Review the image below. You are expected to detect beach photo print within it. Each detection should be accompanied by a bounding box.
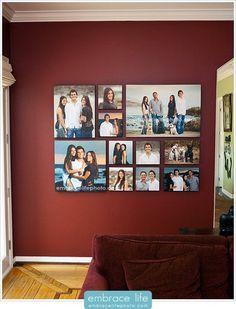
[126,84,201,137]
[55,140,106,192]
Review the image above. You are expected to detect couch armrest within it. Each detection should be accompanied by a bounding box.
[78,259,109,299]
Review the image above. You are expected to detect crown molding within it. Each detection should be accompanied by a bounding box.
[2,3,15,22]
[3,4,234,22]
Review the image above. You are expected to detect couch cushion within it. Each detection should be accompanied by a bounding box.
[122,252,201,299]
[94,235,229,298]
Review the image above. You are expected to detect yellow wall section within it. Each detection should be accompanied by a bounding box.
[217,74,234,195]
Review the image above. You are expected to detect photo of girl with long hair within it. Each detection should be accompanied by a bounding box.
[141,96,150,135]
[109,141,133,165]
[80,95,94,138]
[98,85,122,110]
[108,167,133,191]
[55,96,67,137]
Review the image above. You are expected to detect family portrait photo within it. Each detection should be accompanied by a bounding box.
[109,140,133,165]
[126,84,201,137]
[164,139,200,164]
[54,85,95,139]
[98,113,123,137]
[135,167,160,191]
[136,141,160,164]
[55,140,106,192]
[108,167,133,191]
[164,167,200,192]
[98,85,123,110]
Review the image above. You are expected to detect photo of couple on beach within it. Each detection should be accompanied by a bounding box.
[55,140,106,192]
[126,84,201,137]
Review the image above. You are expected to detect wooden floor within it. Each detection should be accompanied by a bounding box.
[3,263,89,299]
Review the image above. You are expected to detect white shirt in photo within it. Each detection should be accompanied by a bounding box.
[176,97,186,115]
[70,160,85,190]
[100,121,114,136]
[148,179,160,191]
[138,152,159,164]
[172,176,183,191]
[65,101,82,128]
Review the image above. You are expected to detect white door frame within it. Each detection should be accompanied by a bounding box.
[215,96,224,189]
[1,56,16,278]
[214,59,234,226]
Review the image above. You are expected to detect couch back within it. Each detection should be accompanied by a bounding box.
[93,234,232,299]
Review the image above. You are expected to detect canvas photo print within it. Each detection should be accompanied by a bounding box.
[135,167,160,191]
[98,112,123,137]
[136,141,160,164]
[109,140,133,165]
[164,140,200,164]
[126,85,201,137]
[108,167,133,191]
[164,167,200,192]
[98,85,122,110]
[55,140,106,192]
[54,85,95,139]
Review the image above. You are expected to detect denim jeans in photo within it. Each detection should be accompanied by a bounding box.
[151,114,164,134]
[176,114,185,134]
[67,127,82,138]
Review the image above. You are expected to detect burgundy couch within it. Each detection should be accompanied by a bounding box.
[79,234,234,299]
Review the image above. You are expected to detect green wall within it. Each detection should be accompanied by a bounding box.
[217,74,234,196]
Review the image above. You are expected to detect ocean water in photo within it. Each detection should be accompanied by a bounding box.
[55,164,106,188]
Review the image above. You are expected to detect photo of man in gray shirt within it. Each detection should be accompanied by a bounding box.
[149,92,165,134]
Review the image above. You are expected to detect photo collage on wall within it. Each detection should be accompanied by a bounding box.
[54,84,201,192]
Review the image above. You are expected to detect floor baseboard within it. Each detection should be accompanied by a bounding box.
[222,188,234,199]
[14,256,92,263]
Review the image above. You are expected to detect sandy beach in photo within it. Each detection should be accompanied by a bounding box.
[126,130,200,137]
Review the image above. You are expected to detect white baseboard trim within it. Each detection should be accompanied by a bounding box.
[222,188,234,199]
[2,265,13,279]
[14,256,92,264]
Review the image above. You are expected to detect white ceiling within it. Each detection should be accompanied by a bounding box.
[2,1,234,22]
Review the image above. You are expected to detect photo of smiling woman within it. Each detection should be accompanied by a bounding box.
[55,96,67,137]
[109,167,133,191]
[62,144,76,191]
[98,85,122,110]
[80,95,94,138]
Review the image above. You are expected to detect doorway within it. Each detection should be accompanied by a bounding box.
[214,59,234,228]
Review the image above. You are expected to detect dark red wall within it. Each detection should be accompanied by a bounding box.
[10,21,233,257]
[2,17,11,58]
